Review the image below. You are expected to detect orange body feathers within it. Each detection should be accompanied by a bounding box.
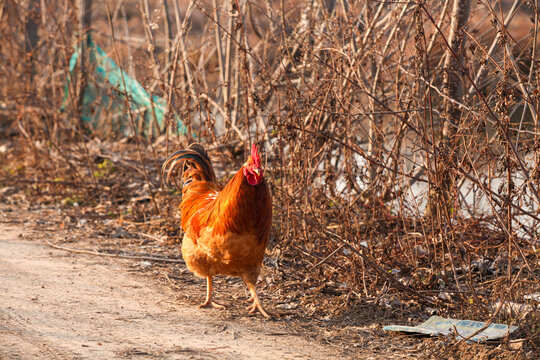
[162,143,272,317]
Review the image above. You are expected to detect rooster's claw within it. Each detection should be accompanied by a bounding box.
[199,300,226,309]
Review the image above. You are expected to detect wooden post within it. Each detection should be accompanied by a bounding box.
[24,0,39,82]
[77,0,93,117]
[431,0,471,218]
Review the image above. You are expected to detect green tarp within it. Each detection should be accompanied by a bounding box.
[62,37,184,138]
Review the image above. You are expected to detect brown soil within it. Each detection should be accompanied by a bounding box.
[0,222,349,359]
[0,203,530,359]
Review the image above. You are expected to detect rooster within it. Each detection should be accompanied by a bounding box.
[162,143,272,317]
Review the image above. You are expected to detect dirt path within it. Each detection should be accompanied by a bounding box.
[0,223,345,359]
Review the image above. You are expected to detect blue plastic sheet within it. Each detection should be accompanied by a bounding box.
[62,37,184,138]
[383,316,518,342]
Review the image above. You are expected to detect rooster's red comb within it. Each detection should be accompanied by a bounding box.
[251,143,261,167]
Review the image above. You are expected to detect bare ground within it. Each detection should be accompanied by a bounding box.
[0,201,529,360]
[0,222,354,359]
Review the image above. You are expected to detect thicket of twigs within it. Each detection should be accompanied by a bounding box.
[1,0,539,343]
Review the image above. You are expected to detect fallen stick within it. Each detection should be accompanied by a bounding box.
[44,239,184,263]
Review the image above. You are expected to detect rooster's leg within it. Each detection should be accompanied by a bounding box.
[199,276,226,309]
[245,282,270,318]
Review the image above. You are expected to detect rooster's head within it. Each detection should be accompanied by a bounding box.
[243,143,263,186]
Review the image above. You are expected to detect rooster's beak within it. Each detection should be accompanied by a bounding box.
[253,168,260,176]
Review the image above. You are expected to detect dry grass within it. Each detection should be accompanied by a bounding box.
[1,0,539,356]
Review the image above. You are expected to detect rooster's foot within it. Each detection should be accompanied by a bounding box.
[199,300,226,309]
[246,299,270,318]
[199,276,225,309]
[244,281,272,318]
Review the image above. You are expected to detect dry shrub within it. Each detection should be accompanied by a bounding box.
[1,0,539,345]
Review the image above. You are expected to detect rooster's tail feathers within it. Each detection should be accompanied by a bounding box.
[161,143,216,187]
